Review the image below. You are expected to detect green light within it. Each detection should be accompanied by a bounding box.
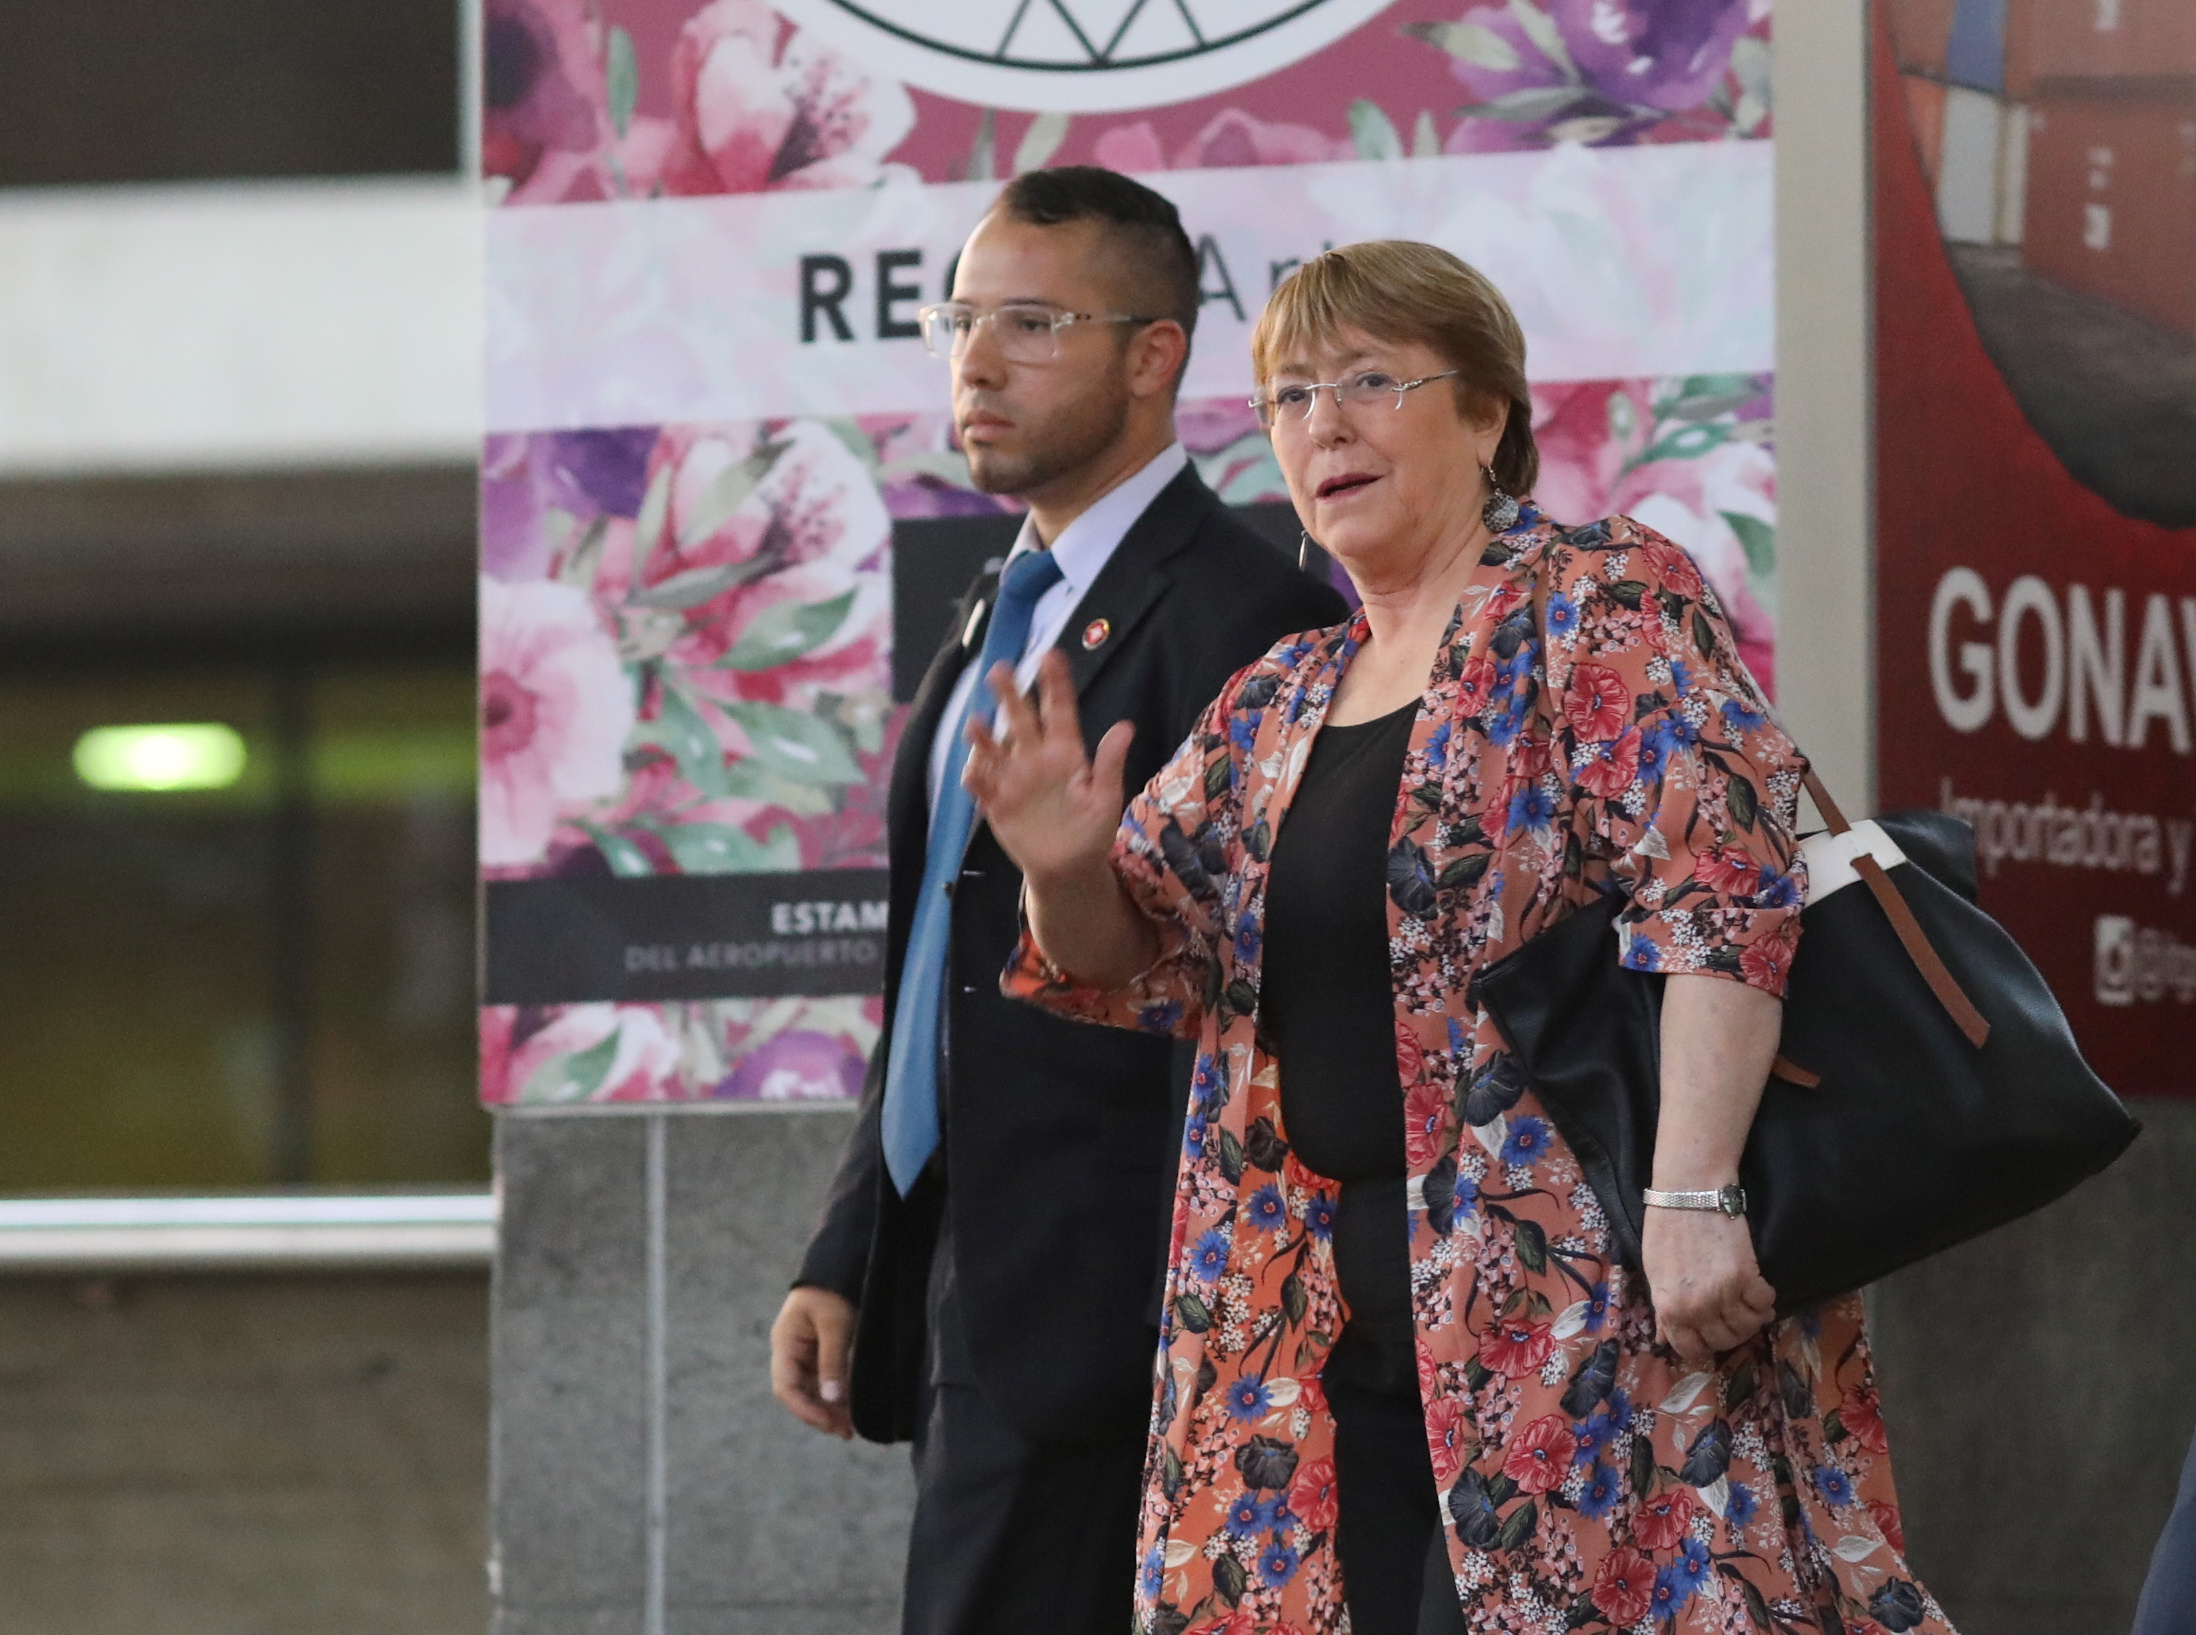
[73,724,248,792]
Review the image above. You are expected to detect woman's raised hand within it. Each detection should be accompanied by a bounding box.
[962,649,1135,891]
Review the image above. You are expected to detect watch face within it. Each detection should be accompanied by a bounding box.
[770,0,1395,114]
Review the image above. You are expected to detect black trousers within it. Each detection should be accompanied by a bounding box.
[902,1216,1148,1635]
[1325,1323,1470,1635]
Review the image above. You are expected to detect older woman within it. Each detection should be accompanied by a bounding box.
[963,242,1951,1635]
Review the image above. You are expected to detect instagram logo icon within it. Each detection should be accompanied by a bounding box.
[2094,917,2136,1007]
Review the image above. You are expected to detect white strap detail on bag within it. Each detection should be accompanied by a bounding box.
[1799,820,1910,906]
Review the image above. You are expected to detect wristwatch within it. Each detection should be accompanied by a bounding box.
[1643,1184,1748,1218]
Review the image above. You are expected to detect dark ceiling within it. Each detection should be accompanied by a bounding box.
[0,0,459,188]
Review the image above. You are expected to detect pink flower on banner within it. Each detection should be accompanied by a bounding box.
[1093,108,1347,173]
[479,576,635,866]
[481,0,603,198]
[659,0,915,195]
[620,419,891,706]
[484,1003,681,1103]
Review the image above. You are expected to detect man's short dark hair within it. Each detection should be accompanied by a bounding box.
[995,166,1201,349]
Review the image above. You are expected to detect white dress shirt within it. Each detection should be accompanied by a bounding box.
[925,441,1190,826]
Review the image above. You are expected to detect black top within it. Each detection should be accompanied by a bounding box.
[1259,699,1417,1348]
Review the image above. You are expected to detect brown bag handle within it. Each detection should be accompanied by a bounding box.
[1803,772,1990,1050]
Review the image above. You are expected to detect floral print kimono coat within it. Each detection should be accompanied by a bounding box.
[1005,512,1954,1635]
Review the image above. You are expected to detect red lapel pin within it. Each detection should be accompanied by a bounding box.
[1081,618,1110,650]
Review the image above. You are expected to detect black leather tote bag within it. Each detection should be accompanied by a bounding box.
[1470,776,2141,1316]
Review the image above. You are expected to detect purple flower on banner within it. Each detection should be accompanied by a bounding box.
[539,427,658,519]
[1554,0,1754,112]
[1419,0,1761,148]
[716,1028,865,1101]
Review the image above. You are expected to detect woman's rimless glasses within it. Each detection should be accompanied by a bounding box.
[917,301,1161,364]
[1250,368,1462,431]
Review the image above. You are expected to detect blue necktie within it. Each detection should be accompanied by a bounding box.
[881,548,1066,1195]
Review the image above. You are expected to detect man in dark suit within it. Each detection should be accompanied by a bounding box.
[768,167,1344,1635]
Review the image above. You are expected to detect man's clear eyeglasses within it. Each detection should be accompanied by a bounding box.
[1250,369,1462,431]
[918,301,1158,364]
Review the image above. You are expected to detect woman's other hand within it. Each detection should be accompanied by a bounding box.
[963,649,1132,891]
[964,649,1158,988]
[1642,1208,1778,1364]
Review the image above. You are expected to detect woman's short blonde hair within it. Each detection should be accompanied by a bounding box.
[1251,240,1539,496]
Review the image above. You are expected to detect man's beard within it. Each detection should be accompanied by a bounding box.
[963,388,1131,498]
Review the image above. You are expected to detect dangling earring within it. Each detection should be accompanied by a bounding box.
[1298,531,1314,572]
[1481,465,1520,534]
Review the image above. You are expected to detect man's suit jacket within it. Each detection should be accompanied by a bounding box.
[796,465,1346,1446]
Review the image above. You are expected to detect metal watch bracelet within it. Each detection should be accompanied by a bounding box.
[1642,1183,1748,1218]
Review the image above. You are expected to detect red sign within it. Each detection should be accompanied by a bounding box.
[1873,6,2196,1097]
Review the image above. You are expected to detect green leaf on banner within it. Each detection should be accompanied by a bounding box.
[1405,20,1520,71]
[1677,372,1757,400]
[1412,108,1441,158]
[607,26,638,138]
[718,590,857,671]
[1507,0,1577,77]
[721,701,865,785]
[523,1027,622,1104]
[878,448,980,489]
[556,515,610,591]
[641,682,733,798]
[966,108,997,182]
[1454,87,1592,123]
[1349,100,1404,160]
[821,418,880,474]
[1667,375,1760,421]
[632,559,774,612]
[1013,110,1070,174]
[660,821,800,874]
[677,438,788,553]
[1633,422,1729,469]
[581,822,655,877]
[1730,35,1773,111]
[1719,510,1777,580]
[1545,114,1628,146]
[629,462,674,586]
[720,756,834,815]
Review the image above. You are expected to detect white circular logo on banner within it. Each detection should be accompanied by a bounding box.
[770,0,1394,113]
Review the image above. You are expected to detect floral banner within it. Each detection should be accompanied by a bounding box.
[479,0,1778,1106]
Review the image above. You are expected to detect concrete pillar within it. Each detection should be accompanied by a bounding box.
[490,1110,907,1635]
